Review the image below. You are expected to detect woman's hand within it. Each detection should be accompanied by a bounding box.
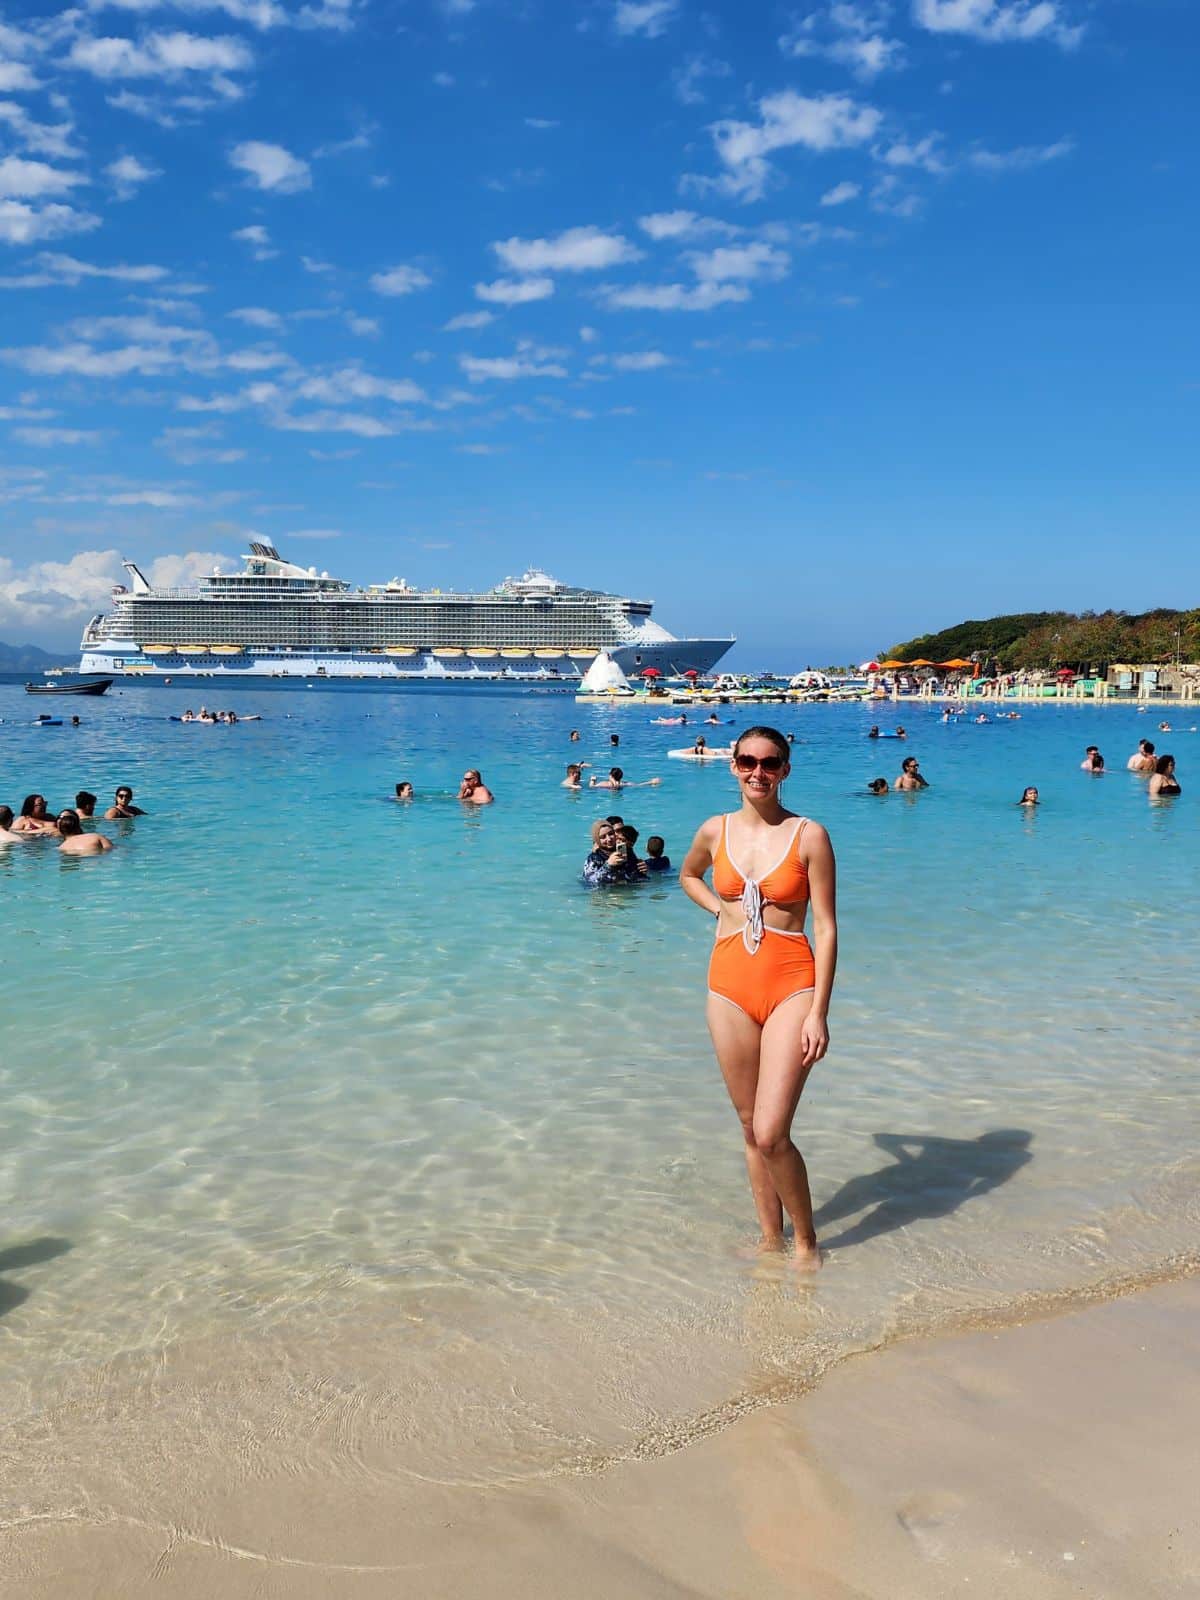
[799,1010,829,1067]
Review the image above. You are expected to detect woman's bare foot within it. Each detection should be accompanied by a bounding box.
[793,1238,822,1271]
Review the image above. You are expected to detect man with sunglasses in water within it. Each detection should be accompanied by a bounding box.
[458,770,494,805]
[680,726,838,1270]
[105,786,146,819]
[895,757,928,791]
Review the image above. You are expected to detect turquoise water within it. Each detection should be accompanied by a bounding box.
[2,683,1198,1503]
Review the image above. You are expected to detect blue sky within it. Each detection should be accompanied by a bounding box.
[0,0,1195,664]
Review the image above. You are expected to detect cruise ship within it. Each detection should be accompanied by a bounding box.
[78,544,735,683]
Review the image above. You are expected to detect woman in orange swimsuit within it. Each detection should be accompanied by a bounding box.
[680,726,837,1266]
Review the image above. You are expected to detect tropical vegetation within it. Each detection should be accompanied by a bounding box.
[885,608,1200,672]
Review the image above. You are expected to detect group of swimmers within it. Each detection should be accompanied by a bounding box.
[583,817,671,885]
[393,770,494,805]
[0,785,145,856]
[178,707,260,724]
[1083,740,1182,795]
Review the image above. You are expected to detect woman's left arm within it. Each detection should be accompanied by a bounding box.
[801,823,838,1066]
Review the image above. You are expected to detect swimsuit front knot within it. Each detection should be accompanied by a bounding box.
[740,878,765,954]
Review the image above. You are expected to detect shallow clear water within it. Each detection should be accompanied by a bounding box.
[1,683,1197,1500]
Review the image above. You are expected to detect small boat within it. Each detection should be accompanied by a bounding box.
[432,647,465,658]
[25,676,113,696]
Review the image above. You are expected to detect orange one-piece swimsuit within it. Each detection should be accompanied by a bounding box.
[708,814,816,1026]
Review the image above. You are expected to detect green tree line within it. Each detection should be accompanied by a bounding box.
[886,608,1200,672]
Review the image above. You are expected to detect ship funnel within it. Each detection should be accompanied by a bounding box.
[122,560,151,595]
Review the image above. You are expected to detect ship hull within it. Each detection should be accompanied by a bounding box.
[78,637,733,683]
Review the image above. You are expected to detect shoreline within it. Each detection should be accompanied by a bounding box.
[5,1262,1197,1597]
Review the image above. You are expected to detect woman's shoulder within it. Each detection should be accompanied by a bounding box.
[796,815,831,850]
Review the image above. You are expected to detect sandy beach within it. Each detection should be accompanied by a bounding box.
[5,1271,1195,1599]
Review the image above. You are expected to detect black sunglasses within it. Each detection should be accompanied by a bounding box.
[733,753,785,774]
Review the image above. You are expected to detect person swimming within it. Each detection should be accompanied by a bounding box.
[680,726,837,1269]
[57,810,112,855]
[394,781,414,801]
[1148,754,1180,796]
[868,778,889,794]
[1081,747,1104,773]
[582,818,641,886]
[895,757,928,790]
[459,770,494,805]
[1018,787,1039,806]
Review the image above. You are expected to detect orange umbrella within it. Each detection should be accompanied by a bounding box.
[938,658,973,669]
[907,658,934,667]
[878,659,907,669]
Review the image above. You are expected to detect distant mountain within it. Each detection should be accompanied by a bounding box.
[0,639,77,672]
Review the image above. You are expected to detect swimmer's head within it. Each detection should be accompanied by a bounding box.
[0,806,12,829]
[868,778,889,794]
[57,810,82,836]
[646,835,665,857]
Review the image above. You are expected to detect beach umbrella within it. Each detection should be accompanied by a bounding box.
[938,658,973,670]
[682,667,701,678]
[640,666,663,678]
[879,659,908,670]
[858,660,879,672]
[907,658,934,668]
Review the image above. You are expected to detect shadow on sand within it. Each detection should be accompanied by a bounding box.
[815,1130,1033,1253]
[0,1237,73,1319]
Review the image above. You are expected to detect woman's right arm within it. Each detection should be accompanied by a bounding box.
[679,818,722,918]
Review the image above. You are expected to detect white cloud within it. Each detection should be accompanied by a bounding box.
[474,276,554,305]
[295,367,426,406]
[0,62,40,93]
[613,0,678,38]
[704,91,883,202]
[913,0,1082,47]
[12,426,103,446]
[638,209,739,241]
[108,488,201,506]
[607,350,672,371]
[229,305,283,329]
[0,200,99,246]
[232,222,276,258]
[579,325,598,342]
[0,548,127,631]
[229,140,311,192]
[0,103,81,161]
[105,153,162,197]
[966,137,1073,170]
[782,5,906,81]
[600,281,750,312]
[345,313,379,337]
[0,156,86,199]
[68,30,254,79]
[155,423,245,464]
[880,134,948,173]
[672,53,732,105]
[271,409,402,437]
[492,226,640,274]
[524,116,559,129]
[460,341,568,382]
[0,251,169,288]
[369,262,433,295]
[869,174,922,215]
[686,242,790,283]
[820,180,861,205]
[443,309,494,330]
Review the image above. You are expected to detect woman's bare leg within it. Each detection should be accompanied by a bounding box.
[706,996,784,1244]
[753,992,819,1266]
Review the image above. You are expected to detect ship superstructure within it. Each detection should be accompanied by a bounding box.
[79,544,734,681]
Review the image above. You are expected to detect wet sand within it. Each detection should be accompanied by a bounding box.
[5,1273,1196,1599]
